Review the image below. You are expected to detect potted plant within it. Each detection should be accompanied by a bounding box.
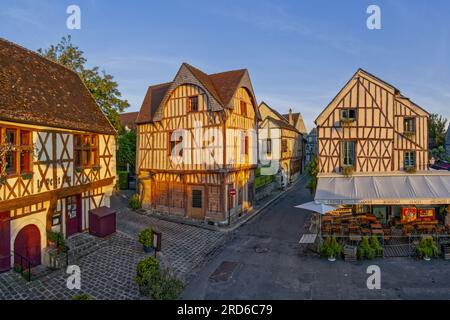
[405,166,416,174]
[320,236,343,261]
[139,228,153,253]
[357,236,375,260]
[21,172,33,180]
[47,231,59,248]
[129,194,142,210]
[416,236,438,261]
[342,166,354,178]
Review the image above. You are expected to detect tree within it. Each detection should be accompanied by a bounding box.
[429,113,448,149]
[37,36,129,131]
[306,155,319,195]
[117,130,137,173]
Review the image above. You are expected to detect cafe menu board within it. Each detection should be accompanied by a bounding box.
[418,208,435,219]
[401,207,417,223]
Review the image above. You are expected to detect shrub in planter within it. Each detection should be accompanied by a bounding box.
[135,256,183,300]
[357,236,376,260]
[47,231,65,249]
[138,228,153,252]
[342,166,354,177]
[416,236,438,260]
[319,236,343,261]
[129,194,142,210]
[72,294,94,300]
[370,235,384,257]
[405,166,416,174]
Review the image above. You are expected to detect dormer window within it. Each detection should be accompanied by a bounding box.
[240,101,247,117]
[340,108,357,123]
[187,95,199,112]
[404,117,416,135]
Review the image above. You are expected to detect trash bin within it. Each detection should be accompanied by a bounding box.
[89,206,116,238]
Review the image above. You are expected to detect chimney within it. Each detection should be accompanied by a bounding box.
[288,108,294,126]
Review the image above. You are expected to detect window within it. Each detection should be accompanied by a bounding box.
[188,95,199,112]
[404,151,415,168]
[341,141,356,167]
[1,128,33,176]
[240,101,247,117]
[341,108,357,121]
[74,134,99,168]
[192,190,202,208]
[266,138,272,155]
[168,131,183,157]
[281,139,288,153]
[404,117,416,134]
[240,135,249,156]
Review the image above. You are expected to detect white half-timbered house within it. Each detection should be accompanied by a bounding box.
[0,39,116,272]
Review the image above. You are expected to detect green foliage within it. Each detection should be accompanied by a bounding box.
[416,236,438,259]
[72,294,94,300]
[117,171,129,190]
[135,256,183,300]
[38,36,129,131]
[138,228,153,248]
[255,174,274,189]
[319,236,343,259]
[431,146,447,162]
[117,130,137,172]
[306,155,318,195]
[370,236,384,257]
[405,166,417,174]
[48,231,65,249]
[428,113,448,149]
[343,166,354,177]
[129,194,142,210]
[357,236,383,260]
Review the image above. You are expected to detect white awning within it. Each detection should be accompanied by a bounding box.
[315,174,450,205]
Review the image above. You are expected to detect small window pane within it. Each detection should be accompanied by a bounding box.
[192,190,202,208]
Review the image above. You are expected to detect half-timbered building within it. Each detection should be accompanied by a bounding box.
[315,69,450,226]
[258,102,303,186]
[0,39,116,272]
[136,63,260,225]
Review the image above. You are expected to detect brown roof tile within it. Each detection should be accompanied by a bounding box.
[0,38,116,134]
[135,82,171,124]
[119,111,139,130]
[137,64,254,124]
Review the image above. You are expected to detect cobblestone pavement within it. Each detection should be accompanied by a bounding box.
[116,208,228,281]
[0,232,149,300]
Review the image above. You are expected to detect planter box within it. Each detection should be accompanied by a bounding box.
[89,207,116,238]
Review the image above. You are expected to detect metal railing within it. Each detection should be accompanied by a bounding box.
[12,251,32,282]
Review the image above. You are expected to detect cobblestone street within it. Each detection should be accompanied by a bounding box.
[116,208,228,281]
[0,232,148,300]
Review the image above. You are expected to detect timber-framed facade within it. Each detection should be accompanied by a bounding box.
[136,63,260,225]
[316,68,429,175]
[0,38,116,272]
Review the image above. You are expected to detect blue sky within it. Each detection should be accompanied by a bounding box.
[1,0,449,131]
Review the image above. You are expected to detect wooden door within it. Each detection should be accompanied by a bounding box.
[14,224,41,268]
[188,186,205,220]
[0,212,10,272]
[66,195,82,238]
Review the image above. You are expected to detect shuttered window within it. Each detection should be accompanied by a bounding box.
[404,117,416,134]
[74,134,99,168]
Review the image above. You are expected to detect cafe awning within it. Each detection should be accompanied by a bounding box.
[315,173,450,205]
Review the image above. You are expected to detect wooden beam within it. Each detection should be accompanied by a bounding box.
[0,177,114,212]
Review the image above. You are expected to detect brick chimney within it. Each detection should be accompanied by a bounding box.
[288,108,294,126]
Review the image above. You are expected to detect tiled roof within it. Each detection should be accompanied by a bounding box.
[136,63,255,124]
[119,112,139,130]
[0,38,116,134]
